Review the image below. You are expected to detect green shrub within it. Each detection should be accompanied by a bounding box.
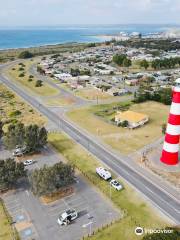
[9,110,22,117]
[35,80,43,87]
[18,67,24,71]
[18,51,33,59]
[18,73,25,78]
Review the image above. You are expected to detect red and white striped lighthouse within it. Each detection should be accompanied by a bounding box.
[161,78,180,165]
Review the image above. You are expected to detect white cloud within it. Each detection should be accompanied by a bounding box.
[0,0,180,26]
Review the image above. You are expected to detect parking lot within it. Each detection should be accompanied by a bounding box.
[3,174,120,240]
[1,145,120,240]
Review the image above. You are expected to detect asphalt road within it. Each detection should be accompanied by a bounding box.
[0,67,180,224]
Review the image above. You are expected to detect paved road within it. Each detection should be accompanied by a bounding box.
[0,67,180,224]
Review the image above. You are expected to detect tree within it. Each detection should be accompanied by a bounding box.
[25,125,47,153]
[140,60,149,70]
[0,121,3,139]
[159,88,172,105]
[113,54,127,66]
[121,120,129,127]
[18,51,33,59]
[3,122,25,149]
[35,80,43,87]
[0,158,26,190]
[70,68,80,77]
[37,65,45,75]
[142,227,180,240]
[3,122,47,153]
[162,123,167,135]
[123,58,132,68]
[30,162,75,196]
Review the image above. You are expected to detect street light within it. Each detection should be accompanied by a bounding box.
[82,221,93,236]
[109,183,112,199]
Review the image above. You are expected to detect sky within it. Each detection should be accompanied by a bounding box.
[0,0,180,26]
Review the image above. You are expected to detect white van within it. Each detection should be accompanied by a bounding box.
[96,167,111,180]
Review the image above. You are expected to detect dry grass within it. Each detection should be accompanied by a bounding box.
[76,88,114,100]
[67,101,169,154]
[40,186,74,204]
[0,202,15,240]
[45,96,75,106]
[0,83,46,126]
[4,60,59,97]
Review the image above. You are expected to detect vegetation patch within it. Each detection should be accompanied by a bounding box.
[4,60,59,97]
[0,200,19,240]
[0,83,46,126]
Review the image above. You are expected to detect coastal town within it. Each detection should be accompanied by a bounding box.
[0,19,180,240]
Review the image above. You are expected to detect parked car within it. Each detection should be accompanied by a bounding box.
[13,146,27,157]
[96,167,111,181]
[110,179,123,191]
[57,209,78,225]
[23,159,34,166]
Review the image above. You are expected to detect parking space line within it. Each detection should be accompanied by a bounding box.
[65,196,85,203]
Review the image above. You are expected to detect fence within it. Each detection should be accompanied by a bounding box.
[72,166,126,240]
[0,197,20,240]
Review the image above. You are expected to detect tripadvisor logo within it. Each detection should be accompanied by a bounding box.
[135,227,174,236]
[135,227,144,236]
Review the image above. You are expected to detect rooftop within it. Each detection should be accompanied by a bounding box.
[115,110,149,123]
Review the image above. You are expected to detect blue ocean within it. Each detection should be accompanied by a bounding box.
[0,24,179,50]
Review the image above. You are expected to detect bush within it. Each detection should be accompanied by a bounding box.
[18,51,33,59]
[9,110,21,117]
[18,67,24,71]
[28,78,33,82]
[19,73,25,77]
[29,75,34,79]
[35,80,43,87]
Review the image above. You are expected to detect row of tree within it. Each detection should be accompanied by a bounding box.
[115,39,180,51]
[151,57,180,70]
[134,88,172,105]
[3,122,47,153]
[70,68,91,77]
[0,157,74,196]
[113,54,132,67]
[30,162,75,196]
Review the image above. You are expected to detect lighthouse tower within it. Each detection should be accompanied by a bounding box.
[161,78,180,165]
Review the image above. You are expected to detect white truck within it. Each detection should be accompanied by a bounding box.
[57,209,78,226]
[96,167,111,180]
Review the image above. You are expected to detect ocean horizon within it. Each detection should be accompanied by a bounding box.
[0,24,180,50]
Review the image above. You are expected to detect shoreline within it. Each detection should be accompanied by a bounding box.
[0,36,104,52]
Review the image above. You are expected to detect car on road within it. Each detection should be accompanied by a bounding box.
[110,179,123,191]
[57,209,78,225]
[96,167,111,180]
[23,159,34,166]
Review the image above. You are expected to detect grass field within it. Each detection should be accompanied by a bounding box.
[5,60,59,97]
[0,83,46,127]
[48,133,167,240]
[45,96,75,106]
[67,101,169,154]
[0,201,18,240]
[76,88,114,100]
